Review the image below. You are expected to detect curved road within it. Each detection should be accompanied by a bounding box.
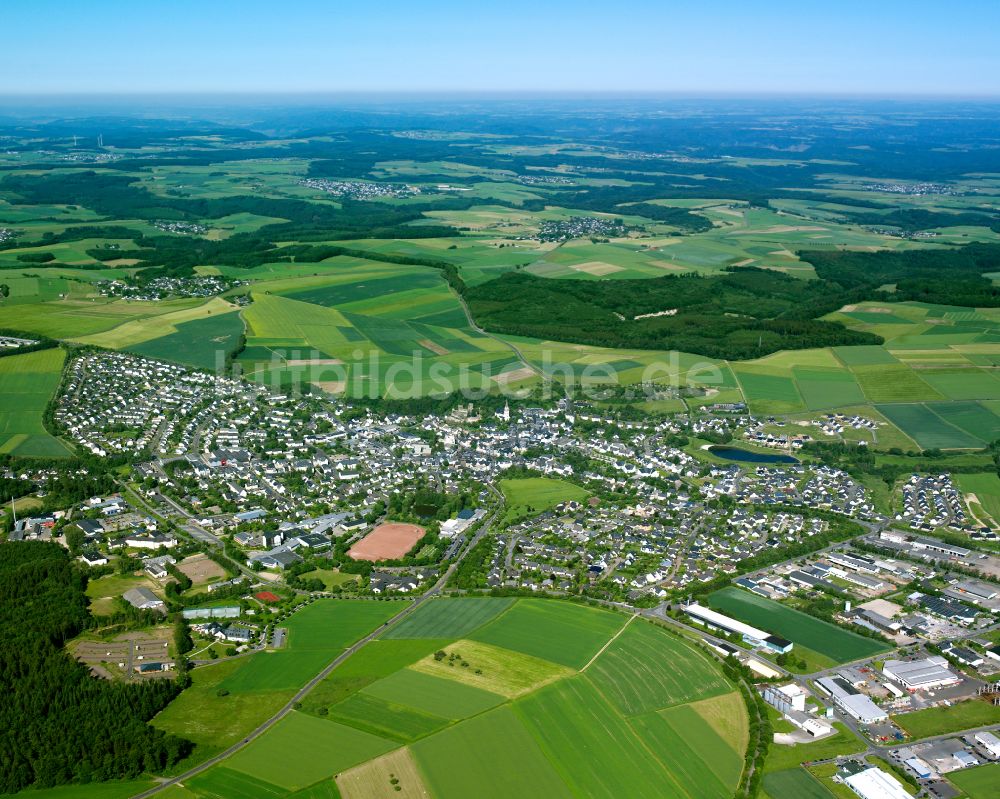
[131,509,498,798]
[452,288,542,379]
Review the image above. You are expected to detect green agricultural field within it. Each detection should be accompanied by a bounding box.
[708,587,890,663]
[853,364,944,403]
[301,639,451,715]
[732,367,805,413]
[894,699,1000,739]
[284,599,403,652]
[585,620,730,715]
[223,712,395,792]
[763,769,837,799]
[410,638,571,698]
[182,767,288,799]
[411,706,573,799]
[5,780,160,799]
[629,706,743,798]
[948,763,1000,799]
[327,690,449,742]
[499,477,590,523]
[470,599,625,669]
[793,367,866,410]
[0,347,72,457]
[380,596,514,639]
[362,668,504,719]
[875,403,989,449]
[153,657,296,764]
[126,310,245,369]
[515,677,690,799]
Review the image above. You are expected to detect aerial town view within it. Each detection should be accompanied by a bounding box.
[2,3,1000,799]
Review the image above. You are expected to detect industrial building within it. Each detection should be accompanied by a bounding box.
[843,766,913,799]
[816,676,888,724]
[683,602,793,653]
[974,731,1000,759]
[882,657,960,691]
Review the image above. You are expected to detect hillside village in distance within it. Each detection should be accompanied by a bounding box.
[6,348,1000,796]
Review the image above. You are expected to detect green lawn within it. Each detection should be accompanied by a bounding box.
[763,768,837,799]
[948,763,1000,799]
[708,587,889,663]
[499,477,590,523]
[763,724,865,773]
[470,598,625,669]
[894,699,1000,739]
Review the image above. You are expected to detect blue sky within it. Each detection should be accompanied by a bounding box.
[3,0,999,95]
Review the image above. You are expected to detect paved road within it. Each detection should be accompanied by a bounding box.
[131,506,499,798]
[452,287,542,379]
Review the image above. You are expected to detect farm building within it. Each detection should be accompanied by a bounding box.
[882,657,960,691]
[122,587,165,612]
[683,602,793,653]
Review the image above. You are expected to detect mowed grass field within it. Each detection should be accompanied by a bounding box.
[0,347,72,457]
[947,763,1000,799]
[894,698,1000,739]
[708,587,890,663]
[499,477,590,523]
[763,769,837,799]
[201,599,746,798]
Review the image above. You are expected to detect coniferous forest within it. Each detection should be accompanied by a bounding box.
[0,542,189,793]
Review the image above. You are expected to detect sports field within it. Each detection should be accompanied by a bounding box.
[348,522,425,561]
[708,587,890,663]
[198,598,746,798]
[0,347,72,457]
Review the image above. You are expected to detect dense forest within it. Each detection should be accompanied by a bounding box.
[0,542,189,793]
[465,267,880,359]
[465,242,1000,358]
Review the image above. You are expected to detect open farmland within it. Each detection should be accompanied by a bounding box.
[221,711,396,791]
[0,347,72,457]
[585,620,730,715]
[708,587,890,664]
[196,599,745,798]
[380,596,514,639]
[470,598,626,669]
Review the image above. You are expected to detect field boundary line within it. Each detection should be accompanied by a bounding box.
[580,613,636,673]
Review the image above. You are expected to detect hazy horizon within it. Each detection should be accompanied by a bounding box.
[3,0,999,96]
